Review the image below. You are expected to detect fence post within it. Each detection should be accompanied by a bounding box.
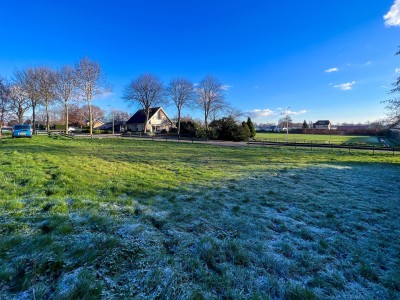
[192,137,194,144]
[393,147,395,155]
[373,145,375,155]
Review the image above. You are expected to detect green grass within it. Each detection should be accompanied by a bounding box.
[0,136,399,299]
[255,132,381,145]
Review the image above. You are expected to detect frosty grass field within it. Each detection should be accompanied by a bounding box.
[0,136,399,299]
[254,133,381,145]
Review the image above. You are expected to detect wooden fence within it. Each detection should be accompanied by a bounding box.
[33,131,400,154]
[247,140,400,154]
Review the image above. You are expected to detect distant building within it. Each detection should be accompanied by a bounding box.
[85,120,104,129]
[96,121,126,133]
[313,120,331,130]
[125,107,173,133]
[257,125,280,132]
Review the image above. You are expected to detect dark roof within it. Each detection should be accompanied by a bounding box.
[125,107,161,124]
[314,120,331,125]
[97,121,126,130]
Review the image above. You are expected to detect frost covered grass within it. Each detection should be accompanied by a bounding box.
[255,133,380,145]
[0,136,399,299]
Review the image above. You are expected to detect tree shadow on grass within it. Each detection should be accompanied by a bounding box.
[1,161,399,299]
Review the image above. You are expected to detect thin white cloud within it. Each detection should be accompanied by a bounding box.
[396,67,400,73]
[324,67,339,73]
[384,0,400,27]
[245,108,309,119]
[289,109,308,115]
[334,81,356,91]
[221,85,233,91]
[280,109,309,116]
[365,61,372,66]
[245,109,274,118]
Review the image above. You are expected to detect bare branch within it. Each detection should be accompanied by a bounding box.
[75,57,111,137]
[385,47,400,127]
[167,78,194,134]
[196,75,227,134]
[123,74,165,133]
[38,67,57,132]
[54,65,78,132]
[0,78,11,128]
[13,68,42,132]
[9,84,31,123]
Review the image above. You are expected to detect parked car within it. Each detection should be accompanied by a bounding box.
[68,126,79,132]
[12,124,33,138]
[1,127,12,134]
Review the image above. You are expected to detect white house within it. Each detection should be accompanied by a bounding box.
[313,120,331,130]
[125,107,173,133]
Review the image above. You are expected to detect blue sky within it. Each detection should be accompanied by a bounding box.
[0,0,399,124]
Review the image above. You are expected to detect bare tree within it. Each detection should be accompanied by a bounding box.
[109,110,129,122]
[383,47,400,128]
[38,67,56,132]
[278,115,292,129]
[54,65,77,133]
[123,74,165,133]
[196,75,226,135]
[0,79,10,120]
[75,57,111,137]
[81,105,105,125]
[167,78,194,135]
[226,107,243,122]
[68,104,86,127]
[9,84,31,124]
[14,68,42,133]
[0,78,11,136]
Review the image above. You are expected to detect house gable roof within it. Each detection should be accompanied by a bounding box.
[125,107,161,124]
[314,120,331,125]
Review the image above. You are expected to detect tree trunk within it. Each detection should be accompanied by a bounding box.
[65,102,69,134]
[32,104,36,134]
[204,111,208,136]
[46,99,50,132]
[144,107,150,133]
[18,105,23,123]
[89,101,93,138]
[177,110,181,135]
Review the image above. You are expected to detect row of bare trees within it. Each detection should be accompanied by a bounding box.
[123,74,228,134]
[0,57,111,137]
[2,58,231,137]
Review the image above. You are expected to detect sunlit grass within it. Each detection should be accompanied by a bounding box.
[0,136,399,299]
[255,132,380,145]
